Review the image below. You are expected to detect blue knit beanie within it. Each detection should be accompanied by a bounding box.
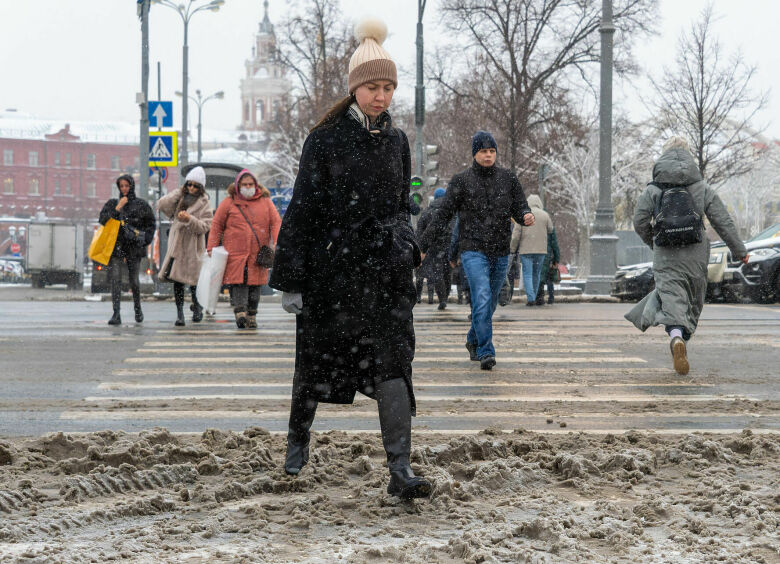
[472,130,497,156]
[433,187,446,199]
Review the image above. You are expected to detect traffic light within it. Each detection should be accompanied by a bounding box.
[424,144,439,188]
[410,175,424,206]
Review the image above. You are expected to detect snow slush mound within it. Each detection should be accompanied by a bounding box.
[0,427,778,563]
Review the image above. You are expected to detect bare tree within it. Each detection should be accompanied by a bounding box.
[649,2,768,188]
[263,0,356,179]
[541,119,654,274]
[431,0,657,173]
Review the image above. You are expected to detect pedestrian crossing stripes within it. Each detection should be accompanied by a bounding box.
[61,305,779,434]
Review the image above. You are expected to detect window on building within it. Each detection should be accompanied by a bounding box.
[65,153,71,167]
[86,181,96,198]
[65,179,71,194]
[29,178,40,196]
[256,100,265,123]
[3,178,13,194]
[29,151,39,166]
[54,152,60,166]
[111,156,120,170]
[54,180,60,194]
[3,150,12,166]
[87,154,96,169]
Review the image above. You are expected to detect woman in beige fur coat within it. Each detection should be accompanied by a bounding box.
[157,166,214,326]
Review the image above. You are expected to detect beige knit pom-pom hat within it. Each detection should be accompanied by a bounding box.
[348,17,397,94]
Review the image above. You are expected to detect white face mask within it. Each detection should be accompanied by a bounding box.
[240,187,255,199]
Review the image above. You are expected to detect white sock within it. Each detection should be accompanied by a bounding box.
[669,328,683,340]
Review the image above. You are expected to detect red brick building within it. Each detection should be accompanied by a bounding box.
[0,113,179,222]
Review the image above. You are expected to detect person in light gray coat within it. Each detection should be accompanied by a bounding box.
[625,137,748,375]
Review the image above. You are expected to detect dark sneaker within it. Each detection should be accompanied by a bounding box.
[670,337,689,375]
[465,342,478,361]
[480,356,496,370]
[525,302,535,307]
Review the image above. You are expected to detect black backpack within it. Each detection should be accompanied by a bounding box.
[650,182,703,247]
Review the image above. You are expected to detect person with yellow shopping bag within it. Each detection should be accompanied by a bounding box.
[98,175,155,325]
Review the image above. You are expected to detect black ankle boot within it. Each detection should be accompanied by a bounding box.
[132,291,143,323]
[190,286,203,322]
[377,379,431,499]
[109,281,122,325]
[174,283,185,326]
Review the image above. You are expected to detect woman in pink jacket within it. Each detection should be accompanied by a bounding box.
[207,169,281,328]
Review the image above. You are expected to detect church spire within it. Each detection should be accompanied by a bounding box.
[259,0,273,34]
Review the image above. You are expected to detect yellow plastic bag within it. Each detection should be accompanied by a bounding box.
[88,218,121,265]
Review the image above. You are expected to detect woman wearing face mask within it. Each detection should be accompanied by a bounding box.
[157,166,213,326]
[269,18,431,499]
[207,169,281,329]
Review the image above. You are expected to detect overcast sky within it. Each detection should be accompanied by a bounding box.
[1,0,778,138]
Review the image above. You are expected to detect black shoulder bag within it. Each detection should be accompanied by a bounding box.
[235,204,275,268]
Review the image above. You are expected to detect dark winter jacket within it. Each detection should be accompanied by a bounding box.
[420,160,532,258]
[98,182,156,260]
[269,111,420,411]
[541,228,561,283]
[416,198,454,280]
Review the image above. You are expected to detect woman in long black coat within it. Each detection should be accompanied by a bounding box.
[98,174,155,325]
[269,18,431,499]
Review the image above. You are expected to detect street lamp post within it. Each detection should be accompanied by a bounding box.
[176,89,224,162]
[152,0,224,168]
[584,0,618,295]
[414,0,427,177]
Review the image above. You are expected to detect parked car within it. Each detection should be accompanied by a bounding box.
[720,227,780,304]
[707,223,780,302]
[610,261,655,301]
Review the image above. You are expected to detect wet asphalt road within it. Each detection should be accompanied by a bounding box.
[0,288,778,436]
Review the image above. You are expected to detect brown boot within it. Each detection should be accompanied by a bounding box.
[247,313,257,329]
[670,337,689,375]
[235,311,248,329]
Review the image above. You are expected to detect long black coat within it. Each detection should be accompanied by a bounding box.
[98,188,156,260]
[269,112,421,413]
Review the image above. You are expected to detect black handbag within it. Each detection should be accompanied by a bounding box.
[121,221,146,247]
[236,204,275,268]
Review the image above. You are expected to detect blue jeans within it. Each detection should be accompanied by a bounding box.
[520,254,546,303]
[460,251,510,359]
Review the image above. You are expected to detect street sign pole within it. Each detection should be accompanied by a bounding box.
[138,0,150,200]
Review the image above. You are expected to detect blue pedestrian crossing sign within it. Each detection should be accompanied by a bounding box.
[148,101,173,128]
[149,131,178,167]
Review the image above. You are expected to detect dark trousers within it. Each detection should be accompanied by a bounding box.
[536,279,555,304]
[107,254,141,314]
[173,282,200,309]
[231,285,260,314]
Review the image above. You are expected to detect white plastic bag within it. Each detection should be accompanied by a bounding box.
[196,246,229,315]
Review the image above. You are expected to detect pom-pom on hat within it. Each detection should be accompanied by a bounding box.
[348,17,397,94]
[185,166,206,187]
[433,187,446,199]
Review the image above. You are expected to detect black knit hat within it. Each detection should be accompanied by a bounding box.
[472,130,497,156]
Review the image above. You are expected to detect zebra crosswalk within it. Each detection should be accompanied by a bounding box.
[61,304,779,434]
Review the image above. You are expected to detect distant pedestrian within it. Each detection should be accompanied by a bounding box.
[207,169,281,329]
[269,18,431,499]
[535,226,561,305]
[420,130,534,370]
[416,187,453,310]
[448,217,470,305]
[625,137,748,375]
[157,166,213,326]
[98,174,155,325]
[511,194,553,306]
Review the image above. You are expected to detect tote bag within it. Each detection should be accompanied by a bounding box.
[196,246,229,315]
[88,219,121,265]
